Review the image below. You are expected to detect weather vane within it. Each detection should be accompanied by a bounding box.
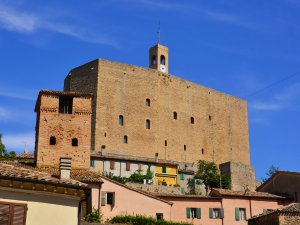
[157,21,160,44]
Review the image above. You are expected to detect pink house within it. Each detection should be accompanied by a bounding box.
[98,176,172,221]
[89,177,289,225]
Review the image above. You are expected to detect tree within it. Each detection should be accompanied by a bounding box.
[195,160,230,195]
[0,133,16,161]
[262,165,279,182]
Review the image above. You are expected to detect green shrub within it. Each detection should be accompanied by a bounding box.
[85,208,102,223]
[110,214,192,225]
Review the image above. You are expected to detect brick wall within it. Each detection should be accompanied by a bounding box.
[64,59,250,167]
[35,92,92,169]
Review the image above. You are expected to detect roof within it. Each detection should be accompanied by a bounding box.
[100,176,173,205]
[210,188,286,199]
[249,203,300,220]
[91,153,178,166]
[150,192,221,200]
[0,163,88,189]
[257,171,300,191]
[36,167,103,183]
[17,153,34,159]
[35,89,92,112]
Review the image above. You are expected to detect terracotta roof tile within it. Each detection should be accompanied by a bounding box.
[0,163,88,189]
[210,188,286,199]
[150,192,221,199]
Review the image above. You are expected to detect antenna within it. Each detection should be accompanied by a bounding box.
[157,21,160,44]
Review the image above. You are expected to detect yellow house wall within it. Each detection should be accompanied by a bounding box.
[156,165,177,174]
[155,176,177,186]
[0,188,79,225]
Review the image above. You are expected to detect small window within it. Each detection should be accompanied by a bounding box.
[106,192,115,205]
[191,117,195,124]
[173,112,177,120]
[165,140,167,146]
[124,135,128,144]
[146,119,150,129]
[156,213,163,220]
[104,132,107,137]
[202,148,204,154]
[0,202,27,225]
[72,138,78,147]
[235,208,246,221]
[59,96,73,114]
[181,187,185,194]
[184,145,187,151]
[90,159,95,167]
[152,55,157,65]
[209,208,223,219]
[119,115,124,126]
[50,136,56,145]
[162,166,166,173]
[186,208,201,219]
[160,55,166,65]
[110,161,115,170]
[209,115,212,121]
[146,98,151,107]
[126,162,131,171]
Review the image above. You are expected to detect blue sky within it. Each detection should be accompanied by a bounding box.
[0,0,300,180]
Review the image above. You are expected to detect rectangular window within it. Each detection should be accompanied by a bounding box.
[0,201,27,225]
[180,187,185,194]
[235,208,246,221]
[90,159,95,167]
[110,161,115,170]
[186,208,201,219]
[59,96,73,114]
[162,166,166,173]
[156,213,163,220]
[126,162,130,171]
[101,192,115,206]
[209,208,223,219]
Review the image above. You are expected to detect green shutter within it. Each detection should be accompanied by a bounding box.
[90,159,94,167]
[186,208,191,219]
[197,208,201,219]
[180,187,185,194]
[235,208,240,221]
[220,208,224,219]
[180,173,185,180]
[101,192,106,206]
[162,166,166,173]
[209,208,213,218]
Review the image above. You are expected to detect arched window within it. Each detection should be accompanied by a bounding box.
[202,148,204,154]
[165,140,167,147]
[119,115,124,126]
[50,136,56,145]
[151,55,157,65]
[160,55,165,65]
[146,119,150,129]
[124,135,128,144]
[146,98,151,107]
[191,117,195,124]
[173,112,177,120]
[184,145,187,151]
[72,138,78,147]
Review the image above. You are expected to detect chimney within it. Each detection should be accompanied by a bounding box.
[155,153,159,162]
[60,157,71,179]
[24,149,28,154]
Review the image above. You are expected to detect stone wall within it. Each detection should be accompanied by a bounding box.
[280,214,300,225]
[35,92,92,169]
[64,59,251,167]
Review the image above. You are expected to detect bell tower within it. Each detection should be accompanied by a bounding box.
[149,44,169,74]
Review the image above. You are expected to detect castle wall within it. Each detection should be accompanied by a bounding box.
[35,92,92,169]
[64,59,250,166]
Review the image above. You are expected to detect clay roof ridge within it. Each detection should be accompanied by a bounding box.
[100,175,173,205]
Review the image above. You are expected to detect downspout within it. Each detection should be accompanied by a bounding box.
[98,182,102,210]
[249,198,253,218]
[221,198,224,225]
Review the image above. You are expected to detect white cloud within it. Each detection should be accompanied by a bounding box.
[0,3,116,46]
[2,132,35,153]
[250,102,284,111]
[132,0,258,30]
[0,107,11,120]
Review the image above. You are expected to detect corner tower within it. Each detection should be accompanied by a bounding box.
[149,44,169,74]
